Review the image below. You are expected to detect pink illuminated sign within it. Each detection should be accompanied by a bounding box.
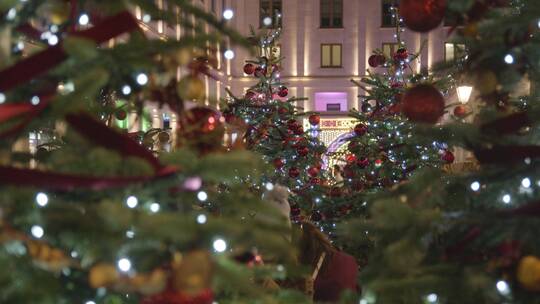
[314,92,348,112]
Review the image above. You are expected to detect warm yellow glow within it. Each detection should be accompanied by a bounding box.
[457,86,473,104]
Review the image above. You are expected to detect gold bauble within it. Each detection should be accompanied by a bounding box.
[517,255,540,291]
[134,269,168,296]
[171,250,213,295]
[177,76,206,102]
[89,263,120,288]
[40,0,71,25]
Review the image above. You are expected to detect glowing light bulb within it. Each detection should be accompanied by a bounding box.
[224,49,235,60]
[142,14,151,23]
[48,35,59,45]
[263,16,272,26]
[150,203,160,213]
[136,73,148,85]
[496,280,510,295]
[78,14,90,25]
[213,238,227,252]
[197,214,207,224]
[223,9,234,20]
[426,293,438,303]
[470,181,480,192]
[265,182,274,191]
[0,93,5,104]
[35,192,49,207]
[31,96,40,105]
[117,258,132,272]
[126,196,138,208]
[502,194,511,204]
[197,191,208,202]
[122,85,132,95]
[521,177,531,188]
[31,225,44,238]
[504,54,514,64]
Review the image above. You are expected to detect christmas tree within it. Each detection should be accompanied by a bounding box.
[223,22,328,223]
[0,1,311,303]
[346,0,540,303]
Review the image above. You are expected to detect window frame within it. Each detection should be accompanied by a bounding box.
[320,0,343,29]
[444,42,466,62]
[260,0,282,28]
[320,43,343,68]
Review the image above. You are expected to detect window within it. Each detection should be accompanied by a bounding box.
[382,0,399,27]
[321,0,343,28]
[444,43,466,62]
[382,43,399,58]
[262,44,281,61]
[321,44,342,68]
[326,103,341,111]
[260,0,282,28]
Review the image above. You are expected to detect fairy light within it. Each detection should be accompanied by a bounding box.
[47,35,59,46]
[265,182,274,191]
[78,13,90,25]
[31,225,44,238]
[6,8,17,20]
[223,9,234,20]
[196,214,207,224]
[150,202,160,213]
[0,93,5,104]
[126,196,138,208]
[496,280,510,296]
[504,54,514,64]
[521,177,531,188]
[122,85,132,95]
[426,293,438,303]
[35,192,49,207]
[197,191,208,202]
[470,181,481,192]
[117,258,132,272]
[30,96,40,105]
[85,301,96,304]
[502,194,511,204]
[224,49,235,60]
[136,73,148,85]
[213,238,227,252]
[142,14,151,23]
[263,16,272,26]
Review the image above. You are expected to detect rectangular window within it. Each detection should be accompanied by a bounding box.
[321,44,342,68]
[326,103,341,111]
[382,0,399,27]
[260,0,282,28]
[320,0,343,28]
[444,43,466,62]
[382,42,399,59]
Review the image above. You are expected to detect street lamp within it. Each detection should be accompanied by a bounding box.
[456,85,473,104]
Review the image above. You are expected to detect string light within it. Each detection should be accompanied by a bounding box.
[117,258,132,272]
[263,16,272,26]
[121,85,132,95]
[136,73,148,85]
[223,9,234,20]
[521,177,531,188]
[265,182,274,191]
[197,214,207,224]
[78,14,90,25]
[31,96,40,105]
[0,93,5,104]
[31,225,44,238]
[496,280,510,296]
[85,301,96,304]
[470,181,481,192]
[213,238,227,252]
[35,192,49,207]
[504,54,514,64]
[47,35,59,46]
[224,50,235,60]
[142,14,151,23]
[6,8,17,20]
[197,191,208,202]
[502,194,511,204]
[126,196,138,208]
[150,202,160,213]
[426,294,438,303]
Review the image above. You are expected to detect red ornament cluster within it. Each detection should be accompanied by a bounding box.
[354,123,368,136]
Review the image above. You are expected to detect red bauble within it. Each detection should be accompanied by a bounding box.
[308,114,320,126]
[354,123,368,136]
[278,87,289,98]
[179,107,224,151]
[310,177,321,185]
[243,63,256,75]
[394,48,409,61]
[400,0,447,33]
[357,157,369,168]
[402,84,445,124]
[288,167,300,178]
[442,150,455,164]
[273,158,284,169]
[374,159,383,167]
[346,154,357,164]
[290,205,301,216]
[294,126,304,135]
[368,55,380,68]
[297,146,309,157]
[307,166,320,177]
[287,119,299,130]
[453,105,468,117]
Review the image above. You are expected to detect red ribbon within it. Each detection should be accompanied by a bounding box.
[0,94,52,138]
[0,11,140,92]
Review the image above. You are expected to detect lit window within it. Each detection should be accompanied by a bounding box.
[444,43,466,62]
[382,0,399,27]
[382,42,399,59]
[321,0,343,28]
[326,103,341,111]
[321,44,342,68]
[260,0,282,28]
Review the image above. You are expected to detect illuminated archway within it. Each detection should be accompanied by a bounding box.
[323,131,354,170]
